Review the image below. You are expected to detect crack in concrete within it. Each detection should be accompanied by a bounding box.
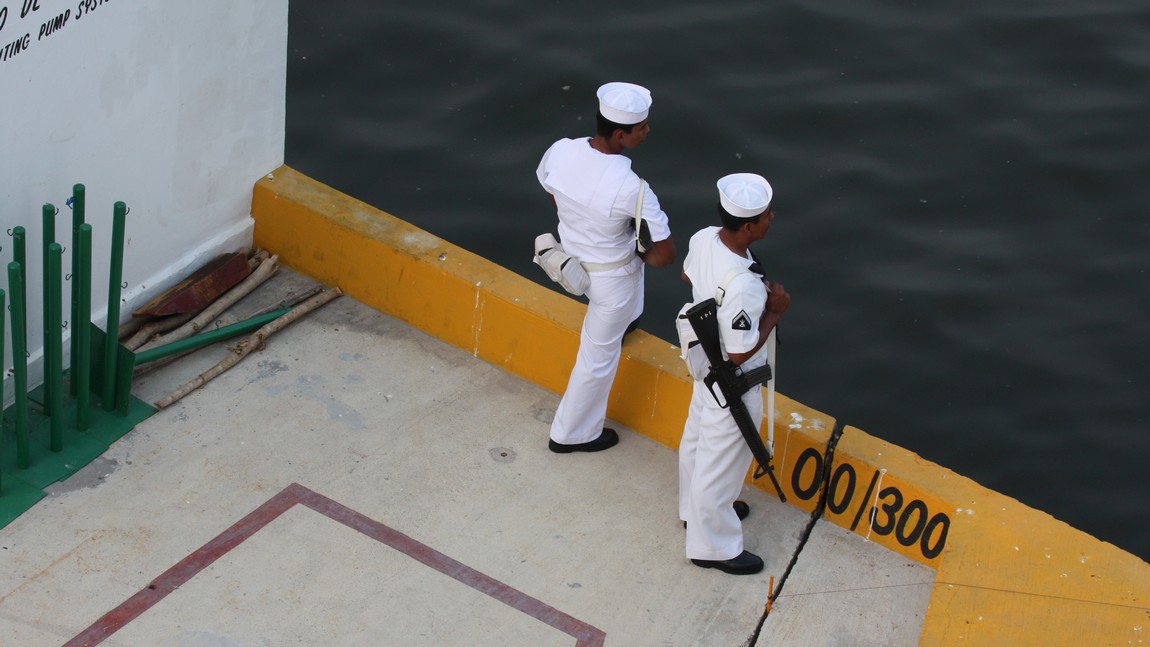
[746,420,846,646]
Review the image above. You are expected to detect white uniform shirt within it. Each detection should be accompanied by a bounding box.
[537,137,671,273]
[682,226,769,370]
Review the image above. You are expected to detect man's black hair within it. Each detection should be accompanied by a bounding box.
[718,203,765,231]
[596,112,638,138]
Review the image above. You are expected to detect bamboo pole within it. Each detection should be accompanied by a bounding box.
[116,315,149,342]
[133,285,323,377]
[135,254,280,354]
[122,311,197,351]
[121,249,270,347]
[153,288,341,409]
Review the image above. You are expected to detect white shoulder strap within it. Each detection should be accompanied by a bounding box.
[714,268,747,306]
[634,179,646,234]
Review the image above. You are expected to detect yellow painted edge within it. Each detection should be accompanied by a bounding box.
[252,166,1150,643]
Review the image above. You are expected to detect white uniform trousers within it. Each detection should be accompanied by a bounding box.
[679,378,761,561]
[549,267,644,444]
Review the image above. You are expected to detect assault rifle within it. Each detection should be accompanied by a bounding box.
[685,298,786,502]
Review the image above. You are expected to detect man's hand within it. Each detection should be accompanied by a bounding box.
[766,281,790,315]
[640,237,677,268]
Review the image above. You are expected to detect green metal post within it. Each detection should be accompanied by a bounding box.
[102,202,126,411]
[42,204,56,411]
[70,184,85,396]
[0,288,5,492]
[13,227,26,350]
[133,307,292,365]
[47,243,64,452]
[75,224,92,430]
[8,262,29,469]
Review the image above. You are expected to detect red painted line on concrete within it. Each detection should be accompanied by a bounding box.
[63,485,301,647]
[65,482,605,647]
[295,484,606,646]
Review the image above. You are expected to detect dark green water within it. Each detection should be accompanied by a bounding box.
[285,0,1150,561]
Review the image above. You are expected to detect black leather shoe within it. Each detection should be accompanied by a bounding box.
[691,550,764,575]
[733,500,750,520]
[683,501,750,528]
[548,428,619,454]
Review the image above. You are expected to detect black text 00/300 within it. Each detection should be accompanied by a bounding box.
[790,447,950,560]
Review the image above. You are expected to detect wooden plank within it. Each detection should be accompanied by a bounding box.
[132,252,251,317]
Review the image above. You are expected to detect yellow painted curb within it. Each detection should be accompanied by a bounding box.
[252,166,1149,645]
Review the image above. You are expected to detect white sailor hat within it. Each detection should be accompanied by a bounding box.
[717,173,773,218]
[596,82,652,125]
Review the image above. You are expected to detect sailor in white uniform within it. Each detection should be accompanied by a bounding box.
[679,173,790,575]
[537,82,676,452]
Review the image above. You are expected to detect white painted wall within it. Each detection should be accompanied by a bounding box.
[0,0,288,399]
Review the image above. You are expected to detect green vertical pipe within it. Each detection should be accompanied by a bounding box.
[75,224,92,430]
[8,262,29,469]
[12,227,26,350]
[47,243,64,452]
[42,203,56,412]
[70,184,85,396]
[0,288,5,492]
[13,225,26,270]
[102,202,126,411]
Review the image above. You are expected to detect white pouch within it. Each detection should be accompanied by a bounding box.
[676,303,711,381]
[533,233,591,296]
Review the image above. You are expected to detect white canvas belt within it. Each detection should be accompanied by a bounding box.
[581,257,633,272]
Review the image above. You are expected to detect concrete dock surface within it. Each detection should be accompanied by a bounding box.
[0,270,933,646]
